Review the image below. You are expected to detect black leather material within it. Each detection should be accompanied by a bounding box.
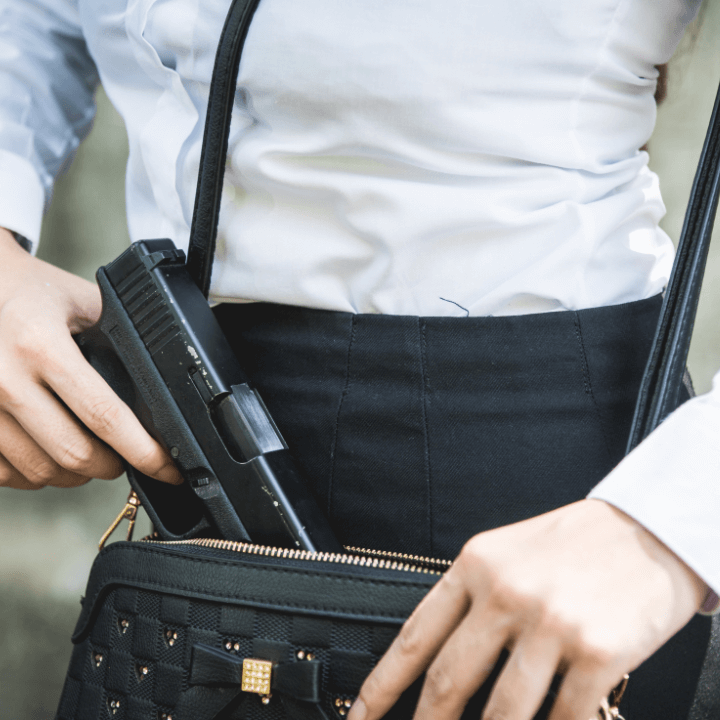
[70,542,436,643]
[275,659,323,703]
[186,0,262,297]
[189,644,246,686]
[55,541,508,720]
[176,687,249,720]
[627,80,720,451]
[53,540,565,720]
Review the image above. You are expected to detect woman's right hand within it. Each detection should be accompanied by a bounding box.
[0,228,183,489]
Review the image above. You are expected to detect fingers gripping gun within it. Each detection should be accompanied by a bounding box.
[76,238,342,553]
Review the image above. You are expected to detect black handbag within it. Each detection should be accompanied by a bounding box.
[54,1,720,718]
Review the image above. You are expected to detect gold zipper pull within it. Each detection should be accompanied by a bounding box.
[595,674,628,720]
[99,489,141,550]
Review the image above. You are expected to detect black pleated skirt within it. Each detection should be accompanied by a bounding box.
[213,295,710,720]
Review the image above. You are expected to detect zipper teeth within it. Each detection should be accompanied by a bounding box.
[141,536,451,575]
[343,546,452,568]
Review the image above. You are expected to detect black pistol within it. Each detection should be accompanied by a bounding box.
[75,238,342,553]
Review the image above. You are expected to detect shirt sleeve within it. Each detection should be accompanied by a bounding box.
[588,368,720,603]
[0,0,99,250]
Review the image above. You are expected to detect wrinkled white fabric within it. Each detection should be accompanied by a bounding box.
[1,0,699,316]
[1,0,719,596]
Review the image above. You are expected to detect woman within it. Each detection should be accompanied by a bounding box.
[0,1,716,718]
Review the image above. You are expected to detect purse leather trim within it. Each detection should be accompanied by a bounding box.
[72,542,439,642]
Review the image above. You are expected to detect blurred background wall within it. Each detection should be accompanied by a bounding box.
[1,6,720,718]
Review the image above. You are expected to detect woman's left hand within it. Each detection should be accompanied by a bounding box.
[347,498,707,720]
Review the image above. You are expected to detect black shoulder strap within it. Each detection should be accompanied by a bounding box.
[186,0,263,297]
[627,82,720,452]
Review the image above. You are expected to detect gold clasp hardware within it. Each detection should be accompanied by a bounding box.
[596,701,621,720]
[99,490,141,550]
[595,674,629,720]
[241,658,273,699]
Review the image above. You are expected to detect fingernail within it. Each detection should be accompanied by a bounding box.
[158,465,183,485]
[347,698,366,720]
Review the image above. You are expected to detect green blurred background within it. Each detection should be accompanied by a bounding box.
[2,8,720,718]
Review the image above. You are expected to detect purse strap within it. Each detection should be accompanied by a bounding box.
[187,0,263,297]
[187,1,720,447]
[627,82,720,452]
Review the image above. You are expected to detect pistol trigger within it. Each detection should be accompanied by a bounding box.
[99,490,141,551]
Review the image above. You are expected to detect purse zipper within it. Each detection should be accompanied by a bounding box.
[99,490,452,574]
[140,536,452,574]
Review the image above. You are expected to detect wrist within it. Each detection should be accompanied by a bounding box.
[0,227,31,255]
[587,498,709,616]
[0,227,37,278]
[9,229,31,252]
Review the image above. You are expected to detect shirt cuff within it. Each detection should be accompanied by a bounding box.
[0,150,45,252]
[588,376,720,614]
